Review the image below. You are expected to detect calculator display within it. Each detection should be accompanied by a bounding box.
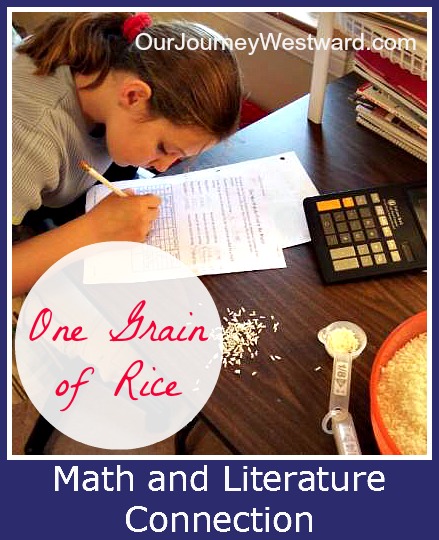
[408,186,427,239]
[303,182,427,284]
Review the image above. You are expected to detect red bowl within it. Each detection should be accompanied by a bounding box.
[370,310,427,455]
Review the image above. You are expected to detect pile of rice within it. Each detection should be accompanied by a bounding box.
[326,327,359,354]
[212,307,281,375]
[377,332,427,455]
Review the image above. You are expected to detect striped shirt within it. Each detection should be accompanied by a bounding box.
[12,53,112,225]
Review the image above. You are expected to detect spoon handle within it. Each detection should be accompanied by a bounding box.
[329,353,353,412]
[332,410,362,455]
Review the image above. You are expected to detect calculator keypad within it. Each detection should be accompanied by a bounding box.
[316,193,404,274]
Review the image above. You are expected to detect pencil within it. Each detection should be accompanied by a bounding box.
[80,160,129,197]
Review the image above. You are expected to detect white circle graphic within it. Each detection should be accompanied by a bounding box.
[15,242,223,449]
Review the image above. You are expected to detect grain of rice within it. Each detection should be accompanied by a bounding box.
[377,332,427,455]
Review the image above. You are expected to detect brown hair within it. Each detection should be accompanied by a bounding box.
[16,12,243,139]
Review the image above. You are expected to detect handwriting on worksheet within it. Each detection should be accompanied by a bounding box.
[85,152,319,280]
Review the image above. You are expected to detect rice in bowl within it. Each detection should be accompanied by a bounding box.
[377,332,427,455]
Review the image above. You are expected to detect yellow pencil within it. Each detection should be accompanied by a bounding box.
[80,160,129,197]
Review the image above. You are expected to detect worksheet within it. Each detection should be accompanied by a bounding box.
[85,152,319,280]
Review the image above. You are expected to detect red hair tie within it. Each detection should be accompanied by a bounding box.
[123,13,153,43]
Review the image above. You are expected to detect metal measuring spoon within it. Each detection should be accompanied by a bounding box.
[318,321,367,455]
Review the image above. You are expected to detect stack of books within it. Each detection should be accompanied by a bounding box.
[353,50,427,162]
[340,13,427,162]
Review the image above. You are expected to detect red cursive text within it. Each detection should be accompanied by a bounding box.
[114,360,182,400]
[109,300,208,342]
[29,308,88,342]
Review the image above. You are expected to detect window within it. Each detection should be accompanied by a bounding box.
[267,11,319,34]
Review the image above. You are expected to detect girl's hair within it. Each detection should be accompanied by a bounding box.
[16,12,243,140]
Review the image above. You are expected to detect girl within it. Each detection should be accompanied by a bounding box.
[12,12,243,296]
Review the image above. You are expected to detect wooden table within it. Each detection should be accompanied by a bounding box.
[169,73,427,455]
[23,74,427,456]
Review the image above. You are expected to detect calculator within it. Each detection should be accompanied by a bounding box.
[303,182,427,284]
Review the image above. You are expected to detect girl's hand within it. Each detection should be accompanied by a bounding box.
[12,191,162,296]
[85,191,161,242]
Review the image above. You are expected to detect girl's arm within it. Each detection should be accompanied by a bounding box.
[12,192,161,297]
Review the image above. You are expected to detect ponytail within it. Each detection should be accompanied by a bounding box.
[16,12,134,87]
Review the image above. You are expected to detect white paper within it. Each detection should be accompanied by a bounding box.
[85,152,319,279]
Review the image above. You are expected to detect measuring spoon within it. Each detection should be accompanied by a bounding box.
[318,321,367,454]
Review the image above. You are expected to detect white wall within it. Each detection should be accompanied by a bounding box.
[150,12,352,112]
